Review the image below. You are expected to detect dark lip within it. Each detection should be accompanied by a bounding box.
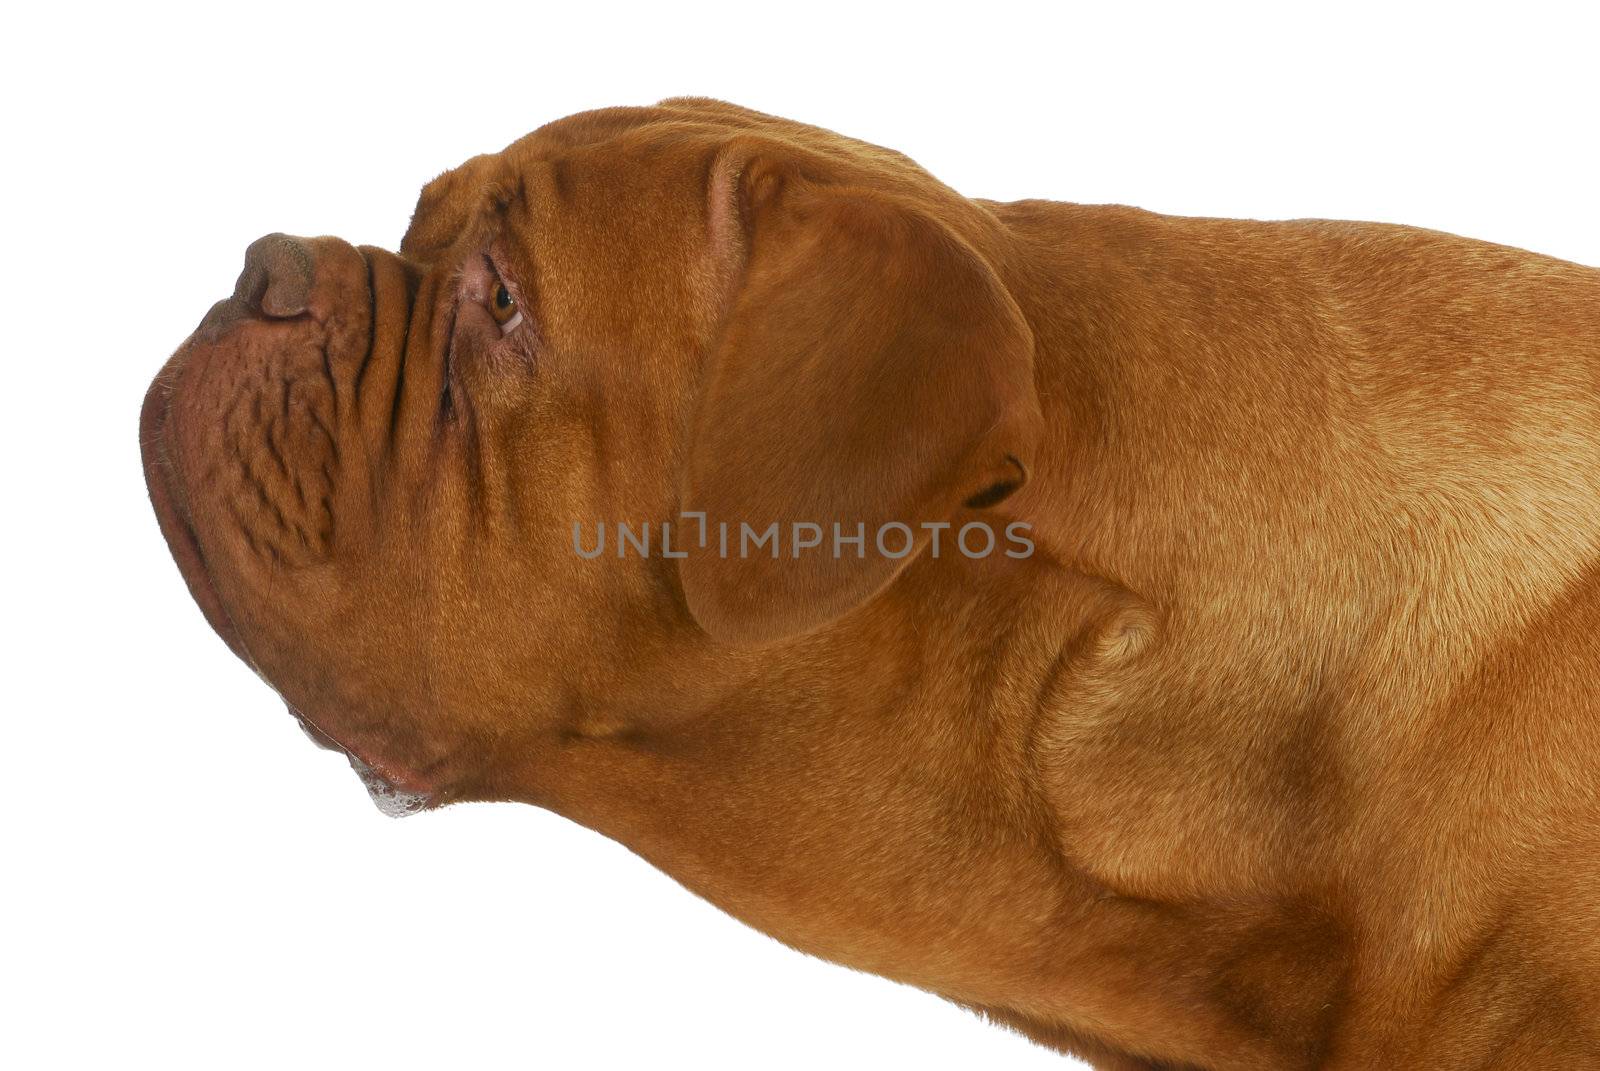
[139,354,251,664]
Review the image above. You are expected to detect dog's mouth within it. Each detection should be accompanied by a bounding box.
[144,368,432,819]
[347,754,431,817]
[290,705,430,818]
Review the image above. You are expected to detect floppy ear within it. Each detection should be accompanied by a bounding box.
[677,152,1043,646]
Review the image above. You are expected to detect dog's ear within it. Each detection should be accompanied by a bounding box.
[677,149,1042,646]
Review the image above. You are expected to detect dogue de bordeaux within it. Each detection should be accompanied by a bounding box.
[140,98,1600,1068]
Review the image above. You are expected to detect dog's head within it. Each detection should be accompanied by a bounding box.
[140,99,1042,810]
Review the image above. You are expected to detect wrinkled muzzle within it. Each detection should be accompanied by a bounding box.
[141,232,426,627]
[140,232,445,811]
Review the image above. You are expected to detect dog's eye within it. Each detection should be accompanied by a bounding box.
[489,279,521,334]
[491,282,514,318]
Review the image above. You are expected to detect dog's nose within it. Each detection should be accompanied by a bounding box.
[236,232,315,318]
[194,233,318,340]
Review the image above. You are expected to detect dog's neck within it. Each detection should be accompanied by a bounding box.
[512,543,1339,1068]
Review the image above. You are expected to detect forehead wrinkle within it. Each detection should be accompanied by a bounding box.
[489,164,553,323]
[461,184,514,249]
[494,161,554,256]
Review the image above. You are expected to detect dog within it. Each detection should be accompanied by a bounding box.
[140,98,1600,1068]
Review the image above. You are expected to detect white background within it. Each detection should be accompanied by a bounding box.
[5,3,1598,1068]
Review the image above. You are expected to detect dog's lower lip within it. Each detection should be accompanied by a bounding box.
[348,755,430,818]
[288,703,434,816]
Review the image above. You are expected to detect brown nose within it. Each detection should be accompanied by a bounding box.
[194,233,316,341]
[236,232,314,318]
